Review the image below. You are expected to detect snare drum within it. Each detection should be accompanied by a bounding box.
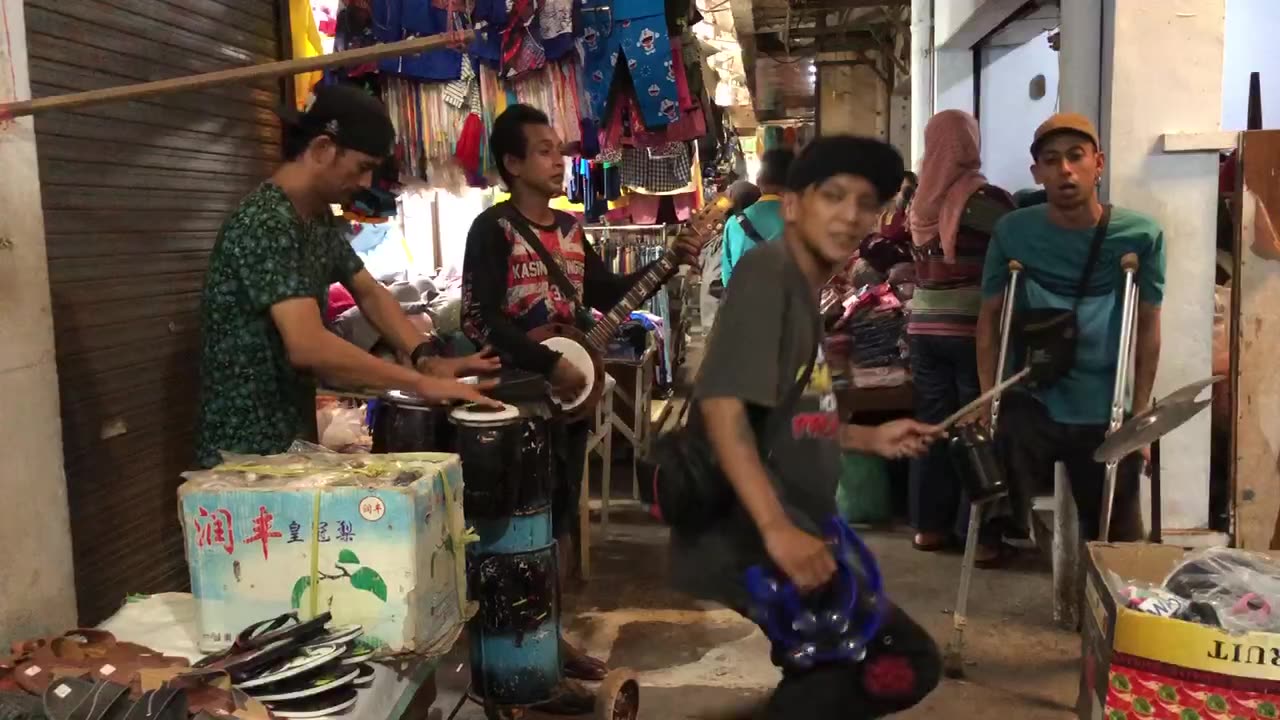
[370,390,455,454]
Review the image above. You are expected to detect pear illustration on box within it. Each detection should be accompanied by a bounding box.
[291,549,389,649]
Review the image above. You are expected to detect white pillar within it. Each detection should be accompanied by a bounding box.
[909,0,933,169]
[933,49,974,116]
[0,0,79,642]
[1100,0,1223,531]
[1058,0,1103,129]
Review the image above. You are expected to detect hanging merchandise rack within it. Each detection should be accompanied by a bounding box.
[0,31,476,119]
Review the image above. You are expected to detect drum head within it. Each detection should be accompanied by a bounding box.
[450,402,520,425]
[540,336,595,411]
[383,389,439,407]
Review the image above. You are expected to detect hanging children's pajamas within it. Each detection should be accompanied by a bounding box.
[580,0,679,128]
[374,0,463,81]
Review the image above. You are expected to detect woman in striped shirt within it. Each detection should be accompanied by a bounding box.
[906,110,1014,566]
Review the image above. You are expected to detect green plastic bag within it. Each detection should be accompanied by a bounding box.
[836,451,891,525]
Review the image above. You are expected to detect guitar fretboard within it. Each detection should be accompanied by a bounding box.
[584,251,679,351]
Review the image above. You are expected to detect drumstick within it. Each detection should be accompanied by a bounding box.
[938,367,1032,431]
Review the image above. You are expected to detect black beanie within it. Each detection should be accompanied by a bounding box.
[785,135,905,204]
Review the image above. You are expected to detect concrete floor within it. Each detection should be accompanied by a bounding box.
[436,333,1082,718]
[435,502,1082,719]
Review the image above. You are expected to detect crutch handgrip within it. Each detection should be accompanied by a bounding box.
[1007,260,1024,273]
[1120,253,1139,272]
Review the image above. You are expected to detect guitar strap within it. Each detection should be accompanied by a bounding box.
[503,206,583,305]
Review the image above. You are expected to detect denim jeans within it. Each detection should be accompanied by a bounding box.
[907,334,984,542]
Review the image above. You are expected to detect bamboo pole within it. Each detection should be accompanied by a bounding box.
[0,30,477,120]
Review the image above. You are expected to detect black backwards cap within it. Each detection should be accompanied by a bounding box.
[785,135,905,205]
[279,84,395,159]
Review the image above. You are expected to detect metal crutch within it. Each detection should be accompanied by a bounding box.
[1098,253,1141,542]
[944,260,1022,678]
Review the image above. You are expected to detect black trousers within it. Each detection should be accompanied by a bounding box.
[998,392,1143,542]
[907,334,984,541]
[551,419,590,541]
[762,605,941,719]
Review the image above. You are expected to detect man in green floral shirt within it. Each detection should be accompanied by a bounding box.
[196,85,496,468]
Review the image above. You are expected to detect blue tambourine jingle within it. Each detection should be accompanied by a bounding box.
[743,516,889,671]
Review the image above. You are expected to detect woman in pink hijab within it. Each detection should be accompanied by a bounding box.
[906,110,1015,565]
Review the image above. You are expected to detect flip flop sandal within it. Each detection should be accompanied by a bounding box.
[265,687,358,719]
[194,639,297,686]
[159,669,267,720]
[300,627,362,650]
[43,678,131,720]
[235,614,331,654]
[248,666,360,702]
[193,613,329,674]
[14,654,93,697]
[62,633,187,673]
[911,537,954,552]
[236,645,346,690]
[122,688,186,720]
[351,665,374,689]
[0,689,46,720]
[974,542,1019,570]
[337,647,372,667]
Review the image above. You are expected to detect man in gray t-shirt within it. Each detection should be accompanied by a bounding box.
[670,136,944,719]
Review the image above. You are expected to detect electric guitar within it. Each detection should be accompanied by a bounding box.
[529,195,735,420]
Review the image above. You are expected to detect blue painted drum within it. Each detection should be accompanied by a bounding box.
[467,541,561,706]
[451,402,562,707]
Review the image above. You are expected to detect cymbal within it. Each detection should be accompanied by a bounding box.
[1093,376,1225,463]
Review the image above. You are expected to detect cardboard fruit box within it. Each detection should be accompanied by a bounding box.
[178,451,469,658]
[1081,542,1280,720]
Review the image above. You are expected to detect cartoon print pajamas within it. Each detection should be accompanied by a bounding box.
[580,10,680,128]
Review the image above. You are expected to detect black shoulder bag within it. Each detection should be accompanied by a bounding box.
[709,211,770,300]
[1015,205,1111,388]
[646,316,821,532]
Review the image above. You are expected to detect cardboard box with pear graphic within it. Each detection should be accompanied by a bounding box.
[179,452,469,658]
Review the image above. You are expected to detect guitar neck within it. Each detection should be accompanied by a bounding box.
[585,250,679,350]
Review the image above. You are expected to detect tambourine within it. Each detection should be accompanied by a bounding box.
[744,517,889,671]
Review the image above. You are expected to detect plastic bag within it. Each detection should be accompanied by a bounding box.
[1162,547,1280,634]
[318,403,370,452]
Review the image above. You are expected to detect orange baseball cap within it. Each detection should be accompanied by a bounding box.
[1031,112,1100,157]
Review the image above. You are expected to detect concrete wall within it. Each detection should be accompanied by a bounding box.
[889,91,911,164]
[1102,0,1222,530]
[1222,0,1280,130]
[978,31,1060,193]
[933,49,974,115]
[918,0,1221,532]
[1058,0,1103,128]
[909,0,933,169]
[817,63,886,138]
[934,0,983,47]
[0,0,79,643]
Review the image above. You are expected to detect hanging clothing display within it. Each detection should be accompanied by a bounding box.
[499,0,547,78]
[374,0,464,82]
[588,229,678,385]
[384,75,474,180]
[328,0,380,83]
[580,3,680,127]
[290,0,327,108]
[621,143,692,193]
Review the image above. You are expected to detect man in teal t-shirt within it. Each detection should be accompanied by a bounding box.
[976,112,1165,543]
[720,149,793,286]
